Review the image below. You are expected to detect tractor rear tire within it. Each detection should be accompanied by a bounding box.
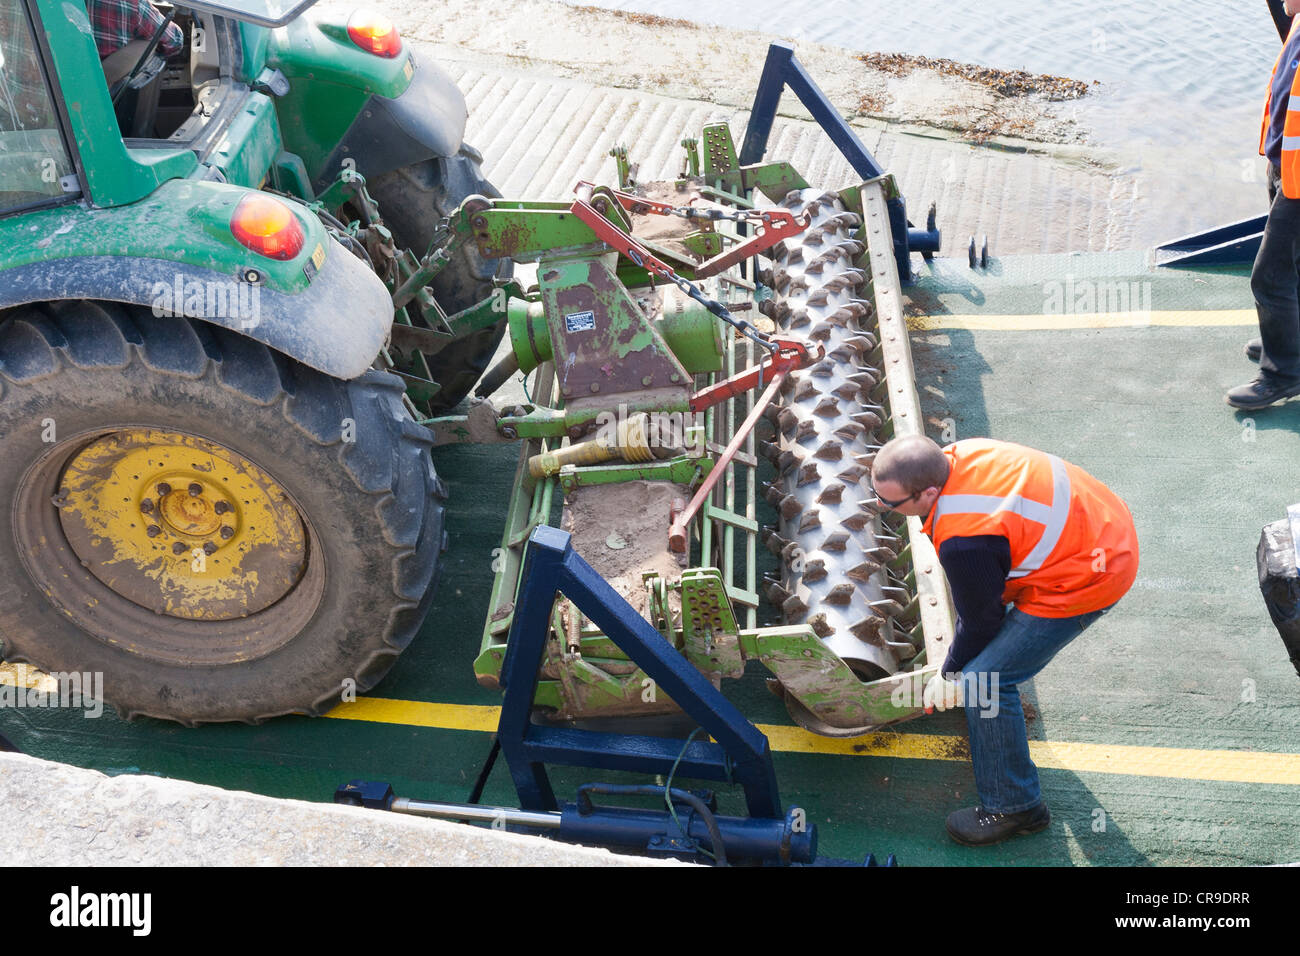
[0,301,447,724]
[366,145,511,412]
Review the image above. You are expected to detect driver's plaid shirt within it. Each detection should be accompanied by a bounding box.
[1,0,183,131]
[85,0,185,58]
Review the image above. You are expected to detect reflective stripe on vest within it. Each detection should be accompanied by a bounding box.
[930,453,1072,578]
[1262,21,1300,198]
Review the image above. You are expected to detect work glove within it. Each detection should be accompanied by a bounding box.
[923,672,963,713]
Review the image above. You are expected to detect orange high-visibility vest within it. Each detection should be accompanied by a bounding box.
[1260,18,1300,199]
[920,439,1138,618]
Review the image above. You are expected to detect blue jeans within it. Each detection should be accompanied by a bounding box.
[1252,163,1300,383]
[955,605,1111,813]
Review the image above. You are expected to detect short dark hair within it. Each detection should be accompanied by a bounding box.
[872,435,949,494]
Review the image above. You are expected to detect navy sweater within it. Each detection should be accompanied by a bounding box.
[936,534,1011,676]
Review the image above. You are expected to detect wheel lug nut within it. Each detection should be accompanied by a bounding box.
[146,525,161,538]
[188,483,203,497]
[140,499,154,514]
[214,501,230,515]
[156,482,171,496]
[203,541,218,555]
[219,526,234,540]
[172,541,187,555]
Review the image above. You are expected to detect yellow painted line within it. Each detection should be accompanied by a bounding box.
[914,309,1257,331]
[326,697,502,732]
[324,696,1300,786]
[760,726,1300,786]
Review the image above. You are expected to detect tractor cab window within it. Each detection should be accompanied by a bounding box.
[0,0,77,214]
[89,0,200,140]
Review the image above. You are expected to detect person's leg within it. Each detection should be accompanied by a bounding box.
[1245,165,1284,363]
[959,605,1108,813]
[1252,170,1300,383]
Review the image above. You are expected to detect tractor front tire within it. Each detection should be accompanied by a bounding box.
[367,145,510,412]
[0,301,446,724]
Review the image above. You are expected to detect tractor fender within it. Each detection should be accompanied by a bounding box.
[312,54,468,194]
[0,239,392,381]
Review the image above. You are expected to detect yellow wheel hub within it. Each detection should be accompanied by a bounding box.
[56,429,307,621]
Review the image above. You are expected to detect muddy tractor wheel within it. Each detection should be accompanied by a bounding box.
[0,301,447,724]
[367,145,511,412]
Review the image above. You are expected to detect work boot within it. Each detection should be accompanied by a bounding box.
[946,802,1051,846]
[1245,338,1262,362]
[1225,375,1300,410]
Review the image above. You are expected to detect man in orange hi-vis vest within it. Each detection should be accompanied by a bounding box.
[871,435,1138,846]
[1230,0,1300,408]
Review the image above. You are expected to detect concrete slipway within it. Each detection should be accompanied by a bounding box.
[2,5,1299,868]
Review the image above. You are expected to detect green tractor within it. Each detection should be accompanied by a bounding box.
[0,0,507,722]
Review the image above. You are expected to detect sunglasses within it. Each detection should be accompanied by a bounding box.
[873,486,921,509]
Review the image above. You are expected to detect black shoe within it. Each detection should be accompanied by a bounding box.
[946,802,1051,846]
[1245,338,1262,362]
[1225,375,1300,410]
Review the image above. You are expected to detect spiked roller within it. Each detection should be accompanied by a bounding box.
[766,188,907,729]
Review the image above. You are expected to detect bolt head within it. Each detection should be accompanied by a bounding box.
[140,499,154,513]
[219,526,234,540]
[188,482,203,497]
[213,501,230,515]
[172,541,187,555]
[156,482,172,496]
[203,541,218,555]
[146,525,161,538]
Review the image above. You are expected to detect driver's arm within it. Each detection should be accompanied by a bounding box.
[84,0,185,59]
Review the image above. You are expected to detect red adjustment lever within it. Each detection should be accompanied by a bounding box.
[571,193,681,284]
[688,337,820,413]
[691,210,804,278]
[668,339,821,554]
[572,182,806,279]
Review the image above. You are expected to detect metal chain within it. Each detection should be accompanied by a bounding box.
[592,188,792,382]
[618,241,777,360]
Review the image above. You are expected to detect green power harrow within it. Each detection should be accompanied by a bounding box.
[412,110,954,737]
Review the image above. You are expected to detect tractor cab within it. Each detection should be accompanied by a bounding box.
[90,0,321,141]
[1,0,343,211]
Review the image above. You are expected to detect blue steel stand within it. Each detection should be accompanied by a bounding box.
[739,41,941,283]
[498,525,782,820]
[335,525,902,863]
